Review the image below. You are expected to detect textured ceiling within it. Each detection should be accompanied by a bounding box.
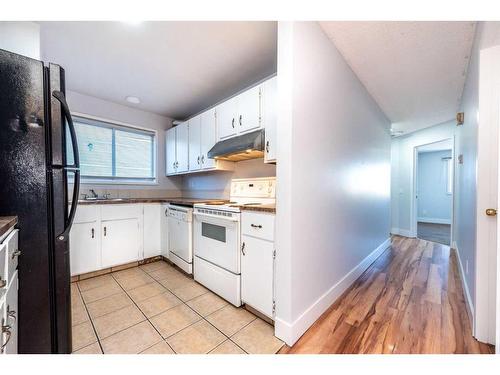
[39,21,277,120]
[319,21,476,134]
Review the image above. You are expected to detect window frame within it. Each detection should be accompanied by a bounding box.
[69,112,158,185]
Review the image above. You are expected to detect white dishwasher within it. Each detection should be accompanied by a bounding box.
[167,204,193,274]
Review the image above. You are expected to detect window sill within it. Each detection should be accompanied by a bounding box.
[70,178,159,186]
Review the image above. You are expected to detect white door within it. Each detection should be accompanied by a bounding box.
[165,127,177,175]
[70,221,100,276]
[4,273,18,354]
[216,97,237,140]
[263,77,277,163]
[101,218,140,268]
[188,116,202,171]
[143,204,162,258]
[200,108,217,169]
[237,85,261,134]
[241,236,273,318]
[176,122,189,173]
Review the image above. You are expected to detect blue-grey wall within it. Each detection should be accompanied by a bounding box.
[417,150,452,223]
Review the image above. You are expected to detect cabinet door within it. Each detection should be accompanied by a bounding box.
[188,116,202,171]
[101,219,140,268]
[263,77,277,163]
[237,85,261,134]
[176,122,189,173]
[165,127,177,175]
[4,273,18,354]
[143,204,162,258]
[200,108,217,169]
[160,204,169,257]
[216,97,237,140]
[70,221,100,276]
[241,235,274,318]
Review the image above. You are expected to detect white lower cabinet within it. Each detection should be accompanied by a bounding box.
[101,218,140,268]
[144,204,162,258]
[240,211,275,319]
[70,221,100,276]
[160,204,169,257]
[1,272,18,354]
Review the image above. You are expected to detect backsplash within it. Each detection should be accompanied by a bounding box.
[182,158,276,199]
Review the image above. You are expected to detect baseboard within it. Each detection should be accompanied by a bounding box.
[417,217,452,225]
[274,237,391,346]
[453,245,475,329]
[391,227,413,237]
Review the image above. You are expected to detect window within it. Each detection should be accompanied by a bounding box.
[446,158,453,195]
[67,116,156,183]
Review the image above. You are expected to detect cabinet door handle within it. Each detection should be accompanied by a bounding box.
[201,155,205,164]
[7,308,16,323]
[1,322,12,352]
[197,156,200,165]
[239,115,242,126]
[250,224,263,229]
[104,226,107,237]
[0,279,6,289]
[241,242,246,256]
[11,250,21,259]
[231,118,235,128]
[91,228,94,239]
[266,140,270,153]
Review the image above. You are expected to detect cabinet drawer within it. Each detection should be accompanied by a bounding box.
[5,230,19,286]
[241,212,275,241]
[0,243,6,298]
[74,205,99,224]
[101,204,142,221]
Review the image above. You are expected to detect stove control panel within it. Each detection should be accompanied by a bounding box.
[230,177,276,199]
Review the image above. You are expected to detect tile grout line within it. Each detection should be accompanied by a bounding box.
[109,270,173,353]
[75,282,104,354]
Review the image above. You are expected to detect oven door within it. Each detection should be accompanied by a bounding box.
[193,211,240,274]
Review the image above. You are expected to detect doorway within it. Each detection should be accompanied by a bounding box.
[414,139,454,245]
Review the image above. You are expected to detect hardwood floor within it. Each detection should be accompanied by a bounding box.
[417,222,451,245]
[280,236,494,354]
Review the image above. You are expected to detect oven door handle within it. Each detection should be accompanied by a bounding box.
[193,212,239,222]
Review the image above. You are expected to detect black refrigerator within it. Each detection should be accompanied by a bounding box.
[0,48,80,353]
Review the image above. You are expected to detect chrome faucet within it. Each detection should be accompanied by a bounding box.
[89,189,98,199]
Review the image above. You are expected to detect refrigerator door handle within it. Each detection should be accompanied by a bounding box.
[52,90,80,241]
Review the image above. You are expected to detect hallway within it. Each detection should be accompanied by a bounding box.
[280,236,494,354]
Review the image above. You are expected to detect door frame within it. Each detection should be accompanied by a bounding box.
[410,137,455,243]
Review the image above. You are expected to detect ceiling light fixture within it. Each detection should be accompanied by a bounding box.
[125,96,141,104]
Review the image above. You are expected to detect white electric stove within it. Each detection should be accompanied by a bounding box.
[193,177,276,306]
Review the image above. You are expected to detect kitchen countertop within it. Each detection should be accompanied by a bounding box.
[0,216,18,239]
[77,197,228,207]
[233,203,276,213]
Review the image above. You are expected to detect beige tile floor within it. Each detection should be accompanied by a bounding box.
[71,260,284,354]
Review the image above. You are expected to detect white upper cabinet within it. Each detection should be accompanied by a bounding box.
[216,96,238,140]
[237,85,261,134]
[176,122,189,173]
[262,76,277,163]
[165,127,177,175]
[166,122,189,176]
[200,109,217,169]
[188,115,202,171]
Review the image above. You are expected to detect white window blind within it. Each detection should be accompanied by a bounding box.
[67,116,156,183]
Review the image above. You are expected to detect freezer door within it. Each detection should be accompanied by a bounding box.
[0,48,52,353]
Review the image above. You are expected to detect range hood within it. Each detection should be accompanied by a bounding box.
[208,129,265,162]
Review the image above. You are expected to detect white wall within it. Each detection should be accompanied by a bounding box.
[66,90,183,197]
[182,158,276,198]
[0,22,40,59]
[390,121,455,236]
[274,22,391,345]
[417,150,453,223]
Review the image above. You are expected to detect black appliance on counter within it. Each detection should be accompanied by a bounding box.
[0,48,80,353]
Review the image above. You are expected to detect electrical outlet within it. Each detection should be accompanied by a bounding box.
[465,259,469,275]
